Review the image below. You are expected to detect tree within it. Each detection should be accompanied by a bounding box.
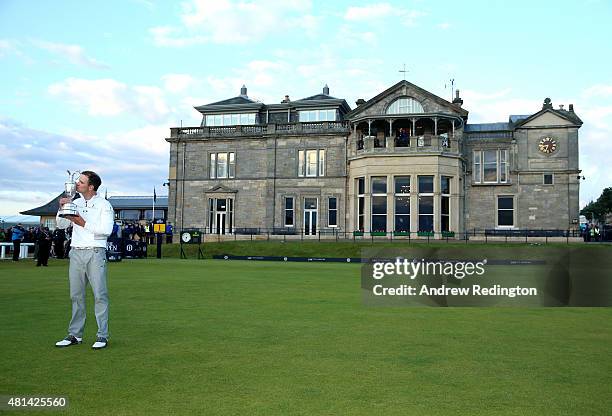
[581,187,612,223]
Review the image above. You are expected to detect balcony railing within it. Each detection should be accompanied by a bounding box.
[170,121,349,138]
[354,134,461,155]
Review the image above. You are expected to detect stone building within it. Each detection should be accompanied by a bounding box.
[166,80,582,238]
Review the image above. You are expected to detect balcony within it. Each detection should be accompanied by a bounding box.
[170,121,349,139]
[354,134,462,156]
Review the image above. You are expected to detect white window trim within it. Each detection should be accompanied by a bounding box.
[299,149,325,178]
[474,149,509,184]
[496,195,516,229]
[327,196,338,228]
[210,152,235,179]
[284,196,295,227]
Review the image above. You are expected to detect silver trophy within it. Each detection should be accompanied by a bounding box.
[58,170,80,217]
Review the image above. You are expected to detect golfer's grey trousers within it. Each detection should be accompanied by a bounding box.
[68,248,109,339]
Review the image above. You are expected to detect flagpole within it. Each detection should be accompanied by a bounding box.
[152,188,156,225]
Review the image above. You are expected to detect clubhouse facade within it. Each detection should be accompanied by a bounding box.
[166,80,582,238]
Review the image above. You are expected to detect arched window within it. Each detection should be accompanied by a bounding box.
[386,97,424,114]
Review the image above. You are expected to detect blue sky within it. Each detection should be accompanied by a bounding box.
[1,0,611,216]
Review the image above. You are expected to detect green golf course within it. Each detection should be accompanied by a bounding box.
[1,243,611,415]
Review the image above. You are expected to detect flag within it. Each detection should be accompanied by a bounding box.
[153,187,157,203]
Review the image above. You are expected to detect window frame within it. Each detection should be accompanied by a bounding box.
[496,195,515,228]
[543,173,554,185]
[328,196,338,228]
[284,196,295,227]
[473,149,509,184]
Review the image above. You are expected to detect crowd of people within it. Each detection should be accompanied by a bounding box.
[0,221,174,264]
[581,223,602,242]
[1,223,72,264]
[110,221,173,243]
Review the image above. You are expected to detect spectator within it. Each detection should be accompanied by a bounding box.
[53,228,66,259]
[11,223,26,261]
[37,227,52,267]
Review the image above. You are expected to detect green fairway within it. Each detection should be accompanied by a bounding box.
[1,258,611,415]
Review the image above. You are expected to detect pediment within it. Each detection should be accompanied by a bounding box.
[517,109,577,128]
[347,80,468,120]
[206,184,238,193]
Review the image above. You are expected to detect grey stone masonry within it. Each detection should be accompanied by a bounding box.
[166,81,582,236]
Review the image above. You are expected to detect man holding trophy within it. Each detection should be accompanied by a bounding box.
[55,171,114,350]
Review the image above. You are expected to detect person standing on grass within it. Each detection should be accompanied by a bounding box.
[36,227,52,267]
[54,171,114,350]
[11,223,25,261]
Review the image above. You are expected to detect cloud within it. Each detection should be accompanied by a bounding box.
[344,3,424,25]
[583,84,612,98]
[32,40,109,69]
[0,118,170,215]
[437,22,451,30]
[162,73,197,93]
[151,0,317,46]
[48,78,170,121]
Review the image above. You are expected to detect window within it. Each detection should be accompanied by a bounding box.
[441,176,451,232]
[298,109,336,122]
[386,97,424,114]
[210,152,235,179]
[328,197,338,227]
[473,150,509,184]
[284,197,294,227]
[497,196,514,227]
[418,176,434,232]
[357,177,365,231]
[44,218,55,230]
[205,113,256,126]
[543,174,553,185]
[371,177,387,232]
[298,149,325,177]
[120,210,140,220]
[394,176,410,232]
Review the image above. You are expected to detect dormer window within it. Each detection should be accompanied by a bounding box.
[299,109,336,122]
[386,97,424,114]
[205,113,256,126]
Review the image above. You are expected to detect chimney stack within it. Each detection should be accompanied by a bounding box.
[569,104,574,113]
[452,89,463,107]
[323,84,330,95]
[240,85,248,97]
[281,95,290,103]
[355,98,366,106]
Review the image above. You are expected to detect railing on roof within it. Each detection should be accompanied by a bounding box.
[171,121,349,138]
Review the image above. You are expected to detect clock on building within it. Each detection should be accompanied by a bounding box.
[538,137,558,154]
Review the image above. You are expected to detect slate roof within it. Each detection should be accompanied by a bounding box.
[20,193,75,216]
[20,194,167,216]
[464,123,512,132]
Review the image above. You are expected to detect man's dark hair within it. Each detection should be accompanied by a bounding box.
[82,171,102,191]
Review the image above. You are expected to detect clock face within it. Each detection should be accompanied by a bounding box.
[538,137,558,154]
[181,232,191,243]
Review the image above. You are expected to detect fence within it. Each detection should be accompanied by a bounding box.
[172,228,603,244]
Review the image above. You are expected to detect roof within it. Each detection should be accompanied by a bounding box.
[464,123,512,132]
[108,196,168,208]
[20,193,73,216]
[509,115,530,123]
[295,93,339,101]
[346,80,469,119]
[203,96,256,106]
[20,194,168,216]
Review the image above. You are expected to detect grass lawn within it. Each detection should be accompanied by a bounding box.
[1,257,611,415]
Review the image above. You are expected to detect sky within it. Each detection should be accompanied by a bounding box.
[1,0,611,218]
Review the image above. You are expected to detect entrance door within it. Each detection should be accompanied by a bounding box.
[215,199,227,235]
[304,198,318,236]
